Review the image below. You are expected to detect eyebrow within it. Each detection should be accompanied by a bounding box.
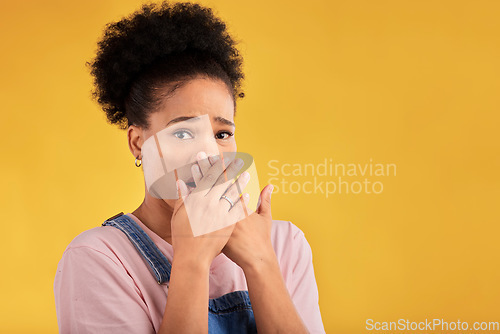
[166,116,235,127]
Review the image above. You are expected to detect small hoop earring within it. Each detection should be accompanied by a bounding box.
[135,156,142,167]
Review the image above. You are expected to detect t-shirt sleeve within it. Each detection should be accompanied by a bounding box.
[54,246,155,333]
[288,226,326,334]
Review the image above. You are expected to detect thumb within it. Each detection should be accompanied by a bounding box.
[173,179,188,211]
[256,184,273,217]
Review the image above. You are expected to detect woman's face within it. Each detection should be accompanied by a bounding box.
[128,76,237,207]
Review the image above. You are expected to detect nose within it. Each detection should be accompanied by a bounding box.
[189,132,220,163]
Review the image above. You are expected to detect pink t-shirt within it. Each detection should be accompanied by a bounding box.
[54,213,325,333]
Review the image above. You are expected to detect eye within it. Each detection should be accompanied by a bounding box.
[173,129,194,140]
[215,131,234,140]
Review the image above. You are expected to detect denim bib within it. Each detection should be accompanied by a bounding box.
[102,212,257,333]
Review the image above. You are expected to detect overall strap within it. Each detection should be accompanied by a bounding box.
[102,212,171,284]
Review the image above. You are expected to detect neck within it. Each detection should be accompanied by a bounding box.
[132,186,174,245]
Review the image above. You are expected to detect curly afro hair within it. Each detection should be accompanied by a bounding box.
[86,1,245,130]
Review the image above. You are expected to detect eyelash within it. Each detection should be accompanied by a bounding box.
[173,129,234,140]
[173,129,193,140]
[215,131,234,140]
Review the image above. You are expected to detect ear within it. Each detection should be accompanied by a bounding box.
[128,125,144,159]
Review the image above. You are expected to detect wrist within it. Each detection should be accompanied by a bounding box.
[172,252,212,272]
[241,246,279,275]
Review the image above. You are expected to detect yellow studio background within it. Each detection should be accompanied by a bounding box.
[1,0,499,333]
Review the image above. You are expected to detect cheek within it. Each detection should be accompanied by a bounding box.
[221,134,237,152]
[165,138,220,170]
[218,142,237,154]
[218,142,238,168]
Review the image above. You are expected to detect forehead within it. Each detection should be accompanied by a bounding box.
[153,77,235,126]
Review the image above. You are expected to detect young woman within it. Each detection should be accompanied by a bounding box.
[54,1,325,333]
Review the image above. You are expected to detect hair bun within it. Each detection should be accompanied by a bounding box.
[87,1,245,129]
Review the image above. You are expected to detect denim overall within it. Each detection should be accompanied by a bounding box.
[102,212,258,333]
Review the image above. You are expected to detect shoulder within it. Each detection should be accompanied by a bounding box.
[270,219,310,264]
[270,219,306,248]
[54,226,156,333]
[60,224,135,265]
[55,224,147,289]
[65,224,128,250]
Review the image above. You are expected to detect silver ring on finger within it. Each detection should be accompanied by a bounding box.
[220,195,234,209]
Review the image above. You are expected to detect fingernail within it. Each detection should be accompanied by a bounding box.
[191,164,200,174]
[197,151,207,160]
[270,185,274,194]
[241,171,250,180]
[210,155,220,165]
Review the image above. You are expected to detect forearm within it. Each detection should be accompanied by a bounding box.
[243,255,309,334]
[158,257,210,334]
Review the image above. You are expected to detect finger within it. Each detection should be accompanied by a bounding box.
[196,151,211,176]
[256,184,273,217]
[219,194,235,212]
[191,163,202,185]
[231,192,250,211]
[177,179,189,198]
[208,154,220,165]
[229,193,250,221]
[172,179,188,212]
[196,158,225,195]
[222,171,250,203]
[242,192,250,207]
[209,169,250,211]
[213,157,244,189]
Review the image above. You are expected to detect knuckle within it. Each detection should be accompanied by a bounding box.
[226,188,237,199]
[204,173,216,182]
